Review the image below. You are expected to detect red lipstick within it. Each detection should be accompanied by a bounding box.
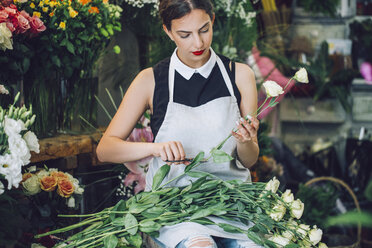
[192,49,205,56]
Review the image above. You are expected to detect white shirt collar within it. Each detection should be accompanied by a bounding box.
[170,48,217,80]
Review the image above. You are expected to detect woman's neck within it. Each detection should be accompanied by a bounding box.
[176,49,211,69]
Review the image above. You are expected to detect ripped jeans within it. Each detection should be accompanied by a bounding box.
[154,234,263,248]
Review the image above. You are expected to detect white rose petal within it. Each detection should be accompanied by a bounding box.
[263,80,284,97]
[0,23,13,51]
[297,224,310,239]
[0,153,23,189]
[75,186,84,194]
[290,199,305,219]
[8,134,30,165]
[67,196,75,208]
[0,181,4,194]
[269,202,286,221]
[318,242,328,248]
[282,230,294,241]
[4,117,23,136]
[36,169,49,179]
[22,174,41,195]
[0,84,9,95]
[265,177,280,193]
[294,68,309,83]
[23,131,40,153]
[268,234,290,247]
[282,189,294,203]
[309,226,323,245]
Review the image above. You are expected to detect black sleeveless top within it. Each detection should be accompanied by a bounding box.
[151,54,241,140]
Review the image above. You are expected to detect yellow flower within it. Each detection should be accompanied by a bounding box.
[103,0,108,3]
[30,2,35,8]
[38,1,44,6]
[33,11,41,17]
[49,11,54,17]
[42,7,48,12]
[68,7,78,18]
[59,21,66,29]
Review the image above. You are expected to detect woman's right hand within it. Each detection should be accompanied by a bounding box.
[153,141,189,165]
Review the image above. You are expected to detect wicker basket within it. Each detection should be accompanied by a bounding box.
[305,177,362,248]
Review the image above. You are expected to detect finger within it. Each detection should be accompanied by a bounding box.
[164,145,174,163]
[169,142,181,164]
[232,130,245,142]
[160,149,171,165]
[175,142,186,160]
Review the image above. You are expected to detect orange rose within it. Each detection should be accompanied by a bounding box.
[40,176,57,192]
[57,179,74,198]
[88,6,99,13]
[51,171,69,182]
[79,0,91,5]
[22,173,33,183]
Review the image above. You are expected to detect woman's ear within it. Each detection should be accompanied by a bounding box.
[163,24,174,41]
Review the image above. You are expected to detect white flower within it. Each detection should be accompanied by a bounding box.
[265,177,280,193]
[282,189,294,203]
[0,23,13,51]
[290,199,304,219]
[286,219,298,231]
[0,153,23,189]
[294,68,309,83]
[297,224,310,239]
[67,196,75,208]
[318,242,328,248]
[309,225,323,245]
[8,134,31,165]
[31,244,47,248]
[263,81,284,97]
[17,0,28,2]
[23,131,40,153]
[36,169,49,179]
[70,177,84,194]
[269,202,286,221]
[0,85,9,95]
[268,234,290,247]
[28,165,37,172]
[0,181,4,194]
[22,174,41,195]
[4,117,24,136]
[282,230,294,241]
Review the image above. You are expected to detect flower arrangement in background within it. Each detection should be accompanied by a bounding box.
[21,166,84,208]
[0,91,38,193]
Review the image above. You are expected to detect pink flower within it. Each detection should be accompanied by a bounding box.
[0,10,9,22]
[19,10,30,19]
[123,172,146,194]
[15,13,30,34]
[4,6,16,15]
[0,0,13,7]
[128,126,153,143]
[28,16,46,36]
[6,21,14,32]
[360,62,372,84]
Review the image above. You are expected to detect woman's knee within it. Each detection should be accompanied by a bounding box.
[176,235,217,248]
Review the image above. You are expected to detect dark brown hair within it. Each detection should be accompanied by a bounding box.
[159,0,214,30]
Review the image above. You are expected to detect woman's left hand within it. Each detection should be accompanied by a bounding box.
[232,115,259,143]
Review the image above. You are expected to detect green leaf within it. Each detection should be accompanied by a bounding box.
[113,45,121,54]
[184,151,205,173]
[129,203,154,214]
[103,235,118,248]
[191,217,215,225]
[190,207,215,220]
[284,243,299,248]
[180,184,192,195]
[100,28,109,37]
[139,220,161,233]
[66,41,75,54]
[211,149,233,163]
[126,233,142,248]
[51,55,61,68]
[141,206,165,219]
[187,171,215,179]
[218,223,243,233]
[268,97,277,106]
[112,217,125,227]
[247,231,263,245]
[364,180,372,201]
[124,213,138,235]
[152,164,170,191]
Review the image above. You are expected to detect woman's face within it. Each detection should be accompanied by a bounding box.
[164,9,214,68]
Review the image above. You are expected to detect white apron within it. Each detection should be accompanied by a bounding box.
[146,54,256,247]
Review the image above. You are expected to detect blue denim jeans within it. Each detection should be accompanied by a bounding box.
[153,234,262,248]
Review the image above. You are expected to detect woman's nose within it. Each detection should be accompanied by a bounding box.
[193,34,203,49]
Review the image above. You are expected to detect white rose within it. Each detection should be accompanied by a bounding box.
[0,181,4,195]
[290,199,304,219]
[282,189,294,203]
[318,242,328,248]
[22,174,41,195]
[4,117,23,136]
[269,202,286,221]
[294,68,309,83]
[36,170,49,179]
[286,219,298,231]
[282,230,294,241]
[8,134,30,165]
[0,84,9,95]
[67,196,75,208]
[0,153,23,189]
[263,80,284,97]
[75,186,84,194]
[0,23,13,51]
[309,226,323,245]
[268,234,290,247]
[265,177,280,193]
[297,224,310,239]
[23,131,40,153]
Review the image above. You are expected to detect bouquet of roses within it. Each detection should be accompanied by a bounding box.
[21,166,84,208]
[0,90,39,193]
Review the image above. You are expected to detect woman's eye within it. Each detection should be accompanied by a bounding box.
[200,28,209,33]
[180,34,190,39]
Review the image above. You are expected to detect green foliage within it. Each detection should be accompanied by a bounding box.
[296,183,339,230]
[297,0,341,17]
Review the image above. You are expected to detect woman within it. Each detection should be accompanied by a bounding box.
[97,0,260,247]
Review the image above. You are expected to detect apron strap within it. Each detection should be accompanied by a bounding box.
[169,56,176,103]
[216,56,235,97]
